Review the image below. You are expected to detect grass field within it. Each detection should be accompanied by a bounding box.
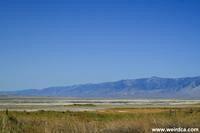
[0,107,200,133]
[0,97,200,133]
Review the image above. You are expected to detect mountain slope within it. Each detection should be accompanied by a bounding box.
[2,76,200,99]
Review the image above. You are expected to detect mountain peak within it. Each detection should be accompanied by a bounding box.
[2,76,200,99]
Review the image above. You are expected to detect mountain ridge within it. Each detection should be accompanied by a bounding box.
[1,76,200,99]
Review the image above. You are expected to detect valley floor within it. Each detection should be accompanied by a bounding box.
[0,107,200,133]
[0,96,200,111]
[0,97,200,133]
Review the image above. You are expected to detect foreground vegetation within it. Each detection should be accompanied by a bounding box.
[0,107,200,133]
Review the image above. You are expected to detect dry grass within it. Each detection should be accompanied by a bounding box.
[0,107,199,133]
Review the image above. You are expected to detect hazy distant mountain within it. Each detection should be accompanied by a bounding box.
[2,76,200,99]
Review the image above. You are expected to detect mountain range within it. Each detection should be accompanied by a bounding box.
[1,76,200,99]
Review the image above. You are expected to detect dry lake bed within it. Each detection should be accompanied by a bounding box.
[0,96,200,111]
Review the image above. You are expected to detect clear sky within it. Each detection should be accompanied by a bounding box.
[0,0,200,90]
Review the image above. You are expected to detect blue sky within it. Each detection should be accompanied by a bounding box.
[0,0,200,90]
